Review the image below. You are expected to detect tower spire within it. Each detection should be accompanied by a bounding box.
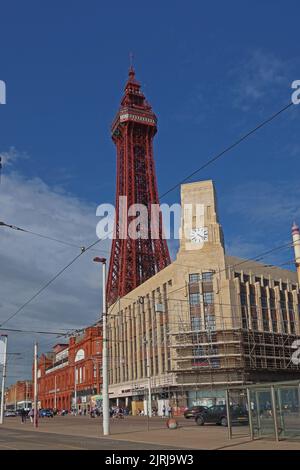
[128,52,135,79]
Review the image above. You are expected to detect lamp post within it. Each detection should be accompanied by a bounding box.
[93,257,109,436]
[33,342,38,428]
[54,376,57,410]
[74,365,77,414]
[0,335,8,424]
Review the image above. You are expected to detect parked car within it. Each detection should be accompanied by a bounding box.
[4,411,16,417]
[39,408,54,418]
[184,406,208,419]
[195,404,249,427]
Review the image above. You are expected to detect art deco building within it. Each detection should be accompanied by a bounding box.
[107,180,300,414]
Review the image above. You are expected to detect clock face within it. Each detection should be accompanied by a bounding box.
[190,227,208,243]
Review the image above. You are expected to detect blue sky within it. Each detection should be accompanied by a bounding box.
[0,0,300,379]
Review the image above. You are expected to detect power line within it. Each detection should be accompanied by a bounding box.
[1,102,295,252]
[0,327,69,336]
[168,240,295,297]
[0,100,296,330]
[0,238,102,327]
[159,102,294,200]
[0,221,110,255]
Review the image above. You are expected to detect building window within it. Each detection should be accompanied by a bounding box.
[193,346,204,356]
[202,272,213,281]
[241,305,248,329]
[191,317,201,331]
[205,314,216,331]
[210,358,220,368]
[251,307,258,330]
[190,293,201,305]
[288,304,295,334]
[203,292,214,304]
[189,273,200,283]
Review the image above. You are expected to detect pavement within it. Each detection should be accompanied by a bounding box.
[0,415,300,450]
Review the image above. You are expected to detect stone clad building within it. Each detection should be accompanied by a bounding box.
[107,180,300,414]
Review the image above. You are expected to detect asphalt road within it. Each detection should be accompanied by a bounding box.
[0,426,178,450]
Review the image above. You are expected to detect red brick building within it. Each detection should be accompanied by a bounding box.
[5,380,33,410]
[37,326,102,412]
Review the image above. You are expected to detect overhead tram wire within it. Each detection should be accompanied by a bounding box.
[0,237,102,327]
[1,101,295,253]
[0,100,296,329]
[167,240,296,296]
[159,101,294,200]
[3,239,296,336]
[0,327,70,336]
[0,222,110,255]
[1,236,296,338]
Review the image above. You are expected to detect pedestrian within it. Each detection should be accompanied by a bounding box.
[162,405,166,417]
[20,408,27,423]
[168,405,172,418]
[28,408,34,423]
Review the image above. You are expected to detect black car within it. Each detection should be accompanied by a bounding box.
[195,404,249,427]
[184,406,208,419]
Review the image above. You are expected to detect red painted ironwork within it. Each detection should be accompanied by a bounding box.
[107,67,171,306]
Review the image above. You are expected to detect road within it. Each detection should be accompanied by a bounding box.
[1,415,299,450]
[0,426,178,450]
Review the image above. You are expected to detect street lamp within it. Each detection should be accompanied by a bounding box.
[93,257,109,436]
[0,335,8,424]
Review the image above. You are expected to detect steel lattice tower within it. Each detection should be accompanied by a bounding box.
[107,67,171,305]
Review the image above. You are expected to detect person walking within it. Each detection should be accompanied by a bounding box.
[20,408,27,423]
[28,408,34,423]
[162,405,166,418]
[167,405,172,418]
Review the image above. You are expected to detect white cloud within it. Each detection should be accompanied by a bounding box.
[0,154,111,382]
[0,147,28,167]
[231,50,295,111]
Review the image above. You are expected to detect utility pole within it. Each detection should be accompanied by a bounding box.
[142,297,152,418]
[54,376,57,410]
[25,381,27,410]
[74,365,77,414]
[93,257,109,436]
[146,340,152,418]
[33,342,38,428]
[0,335,8,424]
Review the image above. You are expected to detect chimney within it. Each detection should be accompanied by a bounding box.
[292,222,300,285]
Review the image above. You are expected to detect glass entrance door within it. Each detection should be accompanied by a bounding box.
[250,389,275,438]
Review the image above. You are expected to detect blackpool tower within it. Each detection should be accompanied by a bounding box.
[107,66,171,306]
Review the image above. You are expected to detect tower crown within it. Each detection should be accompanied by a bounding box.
[292,221,300,235]
[111,67,157,137]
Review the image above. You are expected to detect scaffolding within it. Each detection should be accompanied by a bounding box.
[169,319,300,390]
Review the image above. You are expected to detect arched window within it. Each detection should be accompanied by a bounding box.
[75,349,85,362]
